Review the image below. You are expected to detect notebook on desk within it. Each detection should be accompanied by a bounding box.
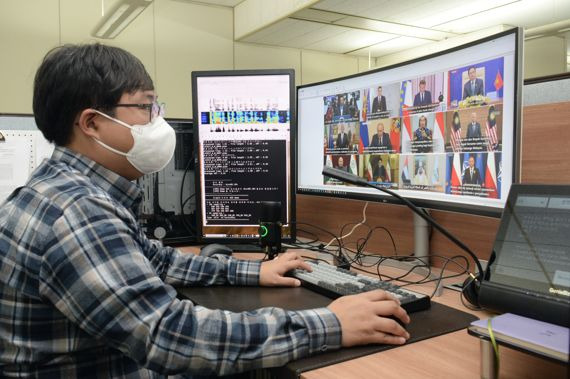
[469,313,569,362]
[479,184,570,327]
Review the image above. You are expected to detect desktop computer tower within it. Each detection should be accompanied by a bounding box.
[137,118,197,245]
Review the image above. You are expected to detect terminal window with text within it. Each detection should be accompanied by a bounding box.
[297,29,522,216]
[192,70,295,241]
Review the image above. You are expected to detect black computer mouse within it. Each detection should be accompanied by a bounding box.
[199,243,233,257]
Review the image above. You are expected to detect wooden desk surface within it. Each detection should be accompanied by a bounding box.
[178,246,568,379]
[294,259,567,379]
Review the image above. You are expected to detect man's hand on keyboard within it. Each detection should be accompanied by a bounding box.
[259,252,313,287]
[328,290,411,347]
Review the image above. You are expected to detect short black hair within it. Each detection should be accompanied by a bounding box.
[468,66,476,73]
[33,43,153,146]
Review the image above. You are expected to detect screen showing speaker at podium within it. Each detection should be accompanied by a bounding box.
[192,70,295,242]
[297,29,522,216]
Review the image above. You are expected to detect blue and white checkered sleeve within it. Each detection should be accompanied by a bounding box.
[144,238,261,287]
[39,195,340,376]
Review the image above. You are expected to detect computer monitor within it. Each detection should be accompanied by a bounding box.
[192,69,295,243]
[297,28,523,218]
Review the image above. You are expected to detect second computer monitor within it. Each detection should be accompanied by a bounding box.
[297,28,523,217]
[191,69,295,243]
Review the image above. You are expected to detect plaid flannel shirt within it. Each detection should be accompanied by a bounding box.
[0,146,341,378]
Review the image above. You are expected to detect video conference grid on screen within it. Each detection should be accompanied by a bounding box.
[298,32,518,211]
[195,74,292,239]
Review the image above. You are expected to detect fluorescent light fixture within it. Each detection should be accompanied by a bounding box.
[108,5,146,38]
[93,0,152,39]
[95,4,129,38]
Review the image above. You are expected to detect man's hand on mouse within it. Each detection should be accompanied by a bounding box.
[259,252,312,287]
[328,290,411,346]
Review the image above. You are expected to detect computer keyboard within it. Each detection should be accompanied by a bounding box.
[290,260,430,313]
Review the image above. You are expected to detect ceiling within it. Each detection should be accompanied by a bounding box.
[188,0,570,58]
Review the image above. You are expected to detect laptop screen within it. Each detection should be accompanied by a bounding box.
[487,184,570,301]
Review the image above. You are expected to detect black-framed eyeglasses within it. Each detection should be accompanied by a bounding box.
[99,101,166,122]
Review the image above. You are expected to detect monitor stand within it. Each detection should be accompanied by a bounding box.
[386,209,442,296]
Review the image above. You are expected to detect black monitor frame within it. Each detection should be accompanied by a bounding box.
[479,184,570,327]
[191,69,296,244]
[296,28,523,218]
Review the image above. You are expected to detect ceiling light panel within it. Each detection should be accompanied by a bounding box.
[335,16,454,41]
[438,0,570,34]
[420,0,521,30]
[304,28,396,53]
[241,19,301,43]
[293,8,346,23]
[313,0,394,17]
[279,24,348,48]
[350,35,427,57]
[313,0,520,31]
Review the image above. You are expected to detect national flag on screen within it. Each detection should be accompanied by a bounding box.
[386,159,392,182]
[433,112,445,152]
[328,124,334,148]
[450,112,461,152]
[361,88,369,122]
[399,80,413,116]
[359,122,369,153]
[450,153,462,194]
[367,159,373,182]
[486,108,498,151]
[350,155,358,176]
[402,114,412,153]
[494,70,503,91]
[485,152,498,198]
[401,156,410,184]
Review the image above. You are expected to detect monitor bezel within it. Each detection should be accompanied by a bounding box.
[191,69,297,243]
[479,183,570,326]
[296,28,523,218]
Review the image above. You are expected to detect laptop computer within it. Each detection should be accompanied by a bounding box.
[479,184,570,327]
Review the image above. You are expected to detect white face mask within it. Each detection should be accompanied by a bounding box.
[93,110,176,174]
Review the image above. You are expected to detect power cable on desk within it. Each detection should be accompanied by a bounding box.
[293,222,351,267]
[322,202,369,249]
[285,241,340,260]
[396,255,470,298]
[346,253,470,298]
[292,228,321,246]
[322,167,485,309]
[336,223,399,257]
[291,220,464,294]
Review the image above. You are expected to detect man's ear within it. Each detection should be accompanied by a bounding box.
[75,109,102,139]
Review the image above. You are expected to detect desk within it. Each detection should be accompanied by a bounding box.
[177,247,568,379]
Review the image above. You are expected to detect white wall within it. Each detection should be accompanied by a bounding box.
[0,0,60,114]
[0,0,365,119]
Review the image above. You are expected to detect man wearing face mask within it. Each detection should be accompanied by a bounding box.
[0,44,410,378]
